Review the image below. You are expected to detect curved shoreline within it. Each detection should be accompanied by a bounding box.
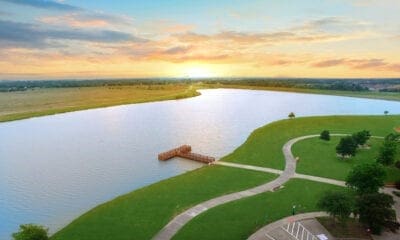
[2,86,399,123]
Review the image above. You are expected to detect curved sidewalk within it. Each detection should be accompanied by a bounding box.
[152,134,384,240]
[152,135,319,240]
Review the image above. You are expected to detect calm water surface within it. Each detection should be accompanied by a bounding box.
[1,89,400,238]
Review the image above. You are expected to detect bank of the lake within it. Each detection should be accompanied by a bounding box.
[0,84,199,122]
[1,83,400,123]
[52,115,400,240]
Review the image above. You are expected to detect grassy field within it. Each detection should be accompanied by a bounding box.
[201,83,400,102]
[51,165,276,240]
[222,115,400,170]
[1,83,400,123]
[293,136,400,182]
[173,179,343,240]
[0,84,199,122]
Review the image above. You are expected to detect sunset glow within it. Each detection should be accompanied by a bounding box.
[0,0,400,79]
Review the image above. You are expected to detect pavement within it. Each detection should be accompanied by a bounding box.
[152,134,399,240]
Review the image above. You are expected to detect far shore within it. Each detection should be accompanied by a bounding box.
[1,83,399,123]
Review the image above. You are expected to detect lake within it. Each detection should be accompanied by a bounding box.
[1,89,400,239]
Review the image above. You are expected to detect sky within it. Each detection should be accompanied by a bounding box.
[0,0,399,80]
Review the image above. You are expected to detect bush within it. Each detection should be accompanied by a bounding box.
[320,130,330,141]
[352,130,371,146]
[12,224,49,240]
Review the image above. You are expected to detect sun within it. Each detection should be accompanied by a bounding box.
[184,67,214,78]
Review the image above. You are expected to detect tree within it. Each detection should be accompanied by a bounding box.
[336,136,357,157]
[357,193,399,234]
[320,130,330,141]
[346,163,386,195]
[317,191,354,225]
[12,224,49,240]
[384,110,389,115]
[352,130,371,146]
[377,133,399,166]
[377,140,397,166]
[288,112,295,119]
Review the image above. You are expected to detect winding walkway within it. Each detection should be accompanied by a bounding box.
[152,134,383,240]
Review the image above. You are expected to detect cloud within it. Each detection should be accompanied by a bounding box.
[0,10,12,16]
[0,20,146,49]
[39,12,133,27]
[0,0,81,11]
[162,46,192,55]
[312,58,400,72]
[312,59,346,67]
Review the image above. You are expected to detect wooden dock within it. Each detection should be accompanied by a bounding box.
[158,145,215,164]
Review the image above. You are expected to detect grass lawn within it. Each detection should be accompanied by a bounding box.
[173,179,343,240]
[0,84,199,122]
[317,217,371,239]
[222,115,400,170]
[51,165,276,240]
[293,136,400,182]
[201,83,400,102]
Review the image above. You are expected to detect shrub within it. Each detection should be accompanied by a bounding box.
[320,130,330,141]
[352,130,371,146]
[12,224,49,240]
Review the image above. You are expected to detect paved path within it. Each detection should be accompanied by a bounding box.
[247,212,328,240]
[152,134,386,240]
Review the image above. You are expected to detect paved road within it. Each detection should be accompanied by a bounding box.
[152,134,389,240]
[247,212,328,240]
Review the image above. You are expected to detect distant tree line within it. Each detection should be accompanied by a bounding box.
[1,78,400,92]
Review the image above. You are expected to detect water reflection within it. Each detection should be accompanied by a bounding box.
[1,89,400,239]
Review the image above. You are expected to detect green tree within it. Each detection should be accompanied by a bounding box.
[377,133,399,166]
[12,224,49,240]
[288,112,295,119]
[320,130,330,141]
[336,136,357,158]
[377,140,397,166]
[384,110,389,115]
[357,193,399,234]
[352,130,371,146]
[346,163,386,194]
[317,191,354,225]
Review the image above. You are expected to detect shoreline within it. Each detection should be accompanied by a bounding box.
[1,86,399,123]
[51,115,400,239]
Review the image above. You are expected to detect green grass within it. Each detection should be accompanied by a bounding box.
[2,83,400,123]
[173,179,343,240]
[0,85,199,122]
[51,115,400,239]
[51,165,276,240]
[222,115,400,170]
[201,83,400,102]
[293,136,400,182]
